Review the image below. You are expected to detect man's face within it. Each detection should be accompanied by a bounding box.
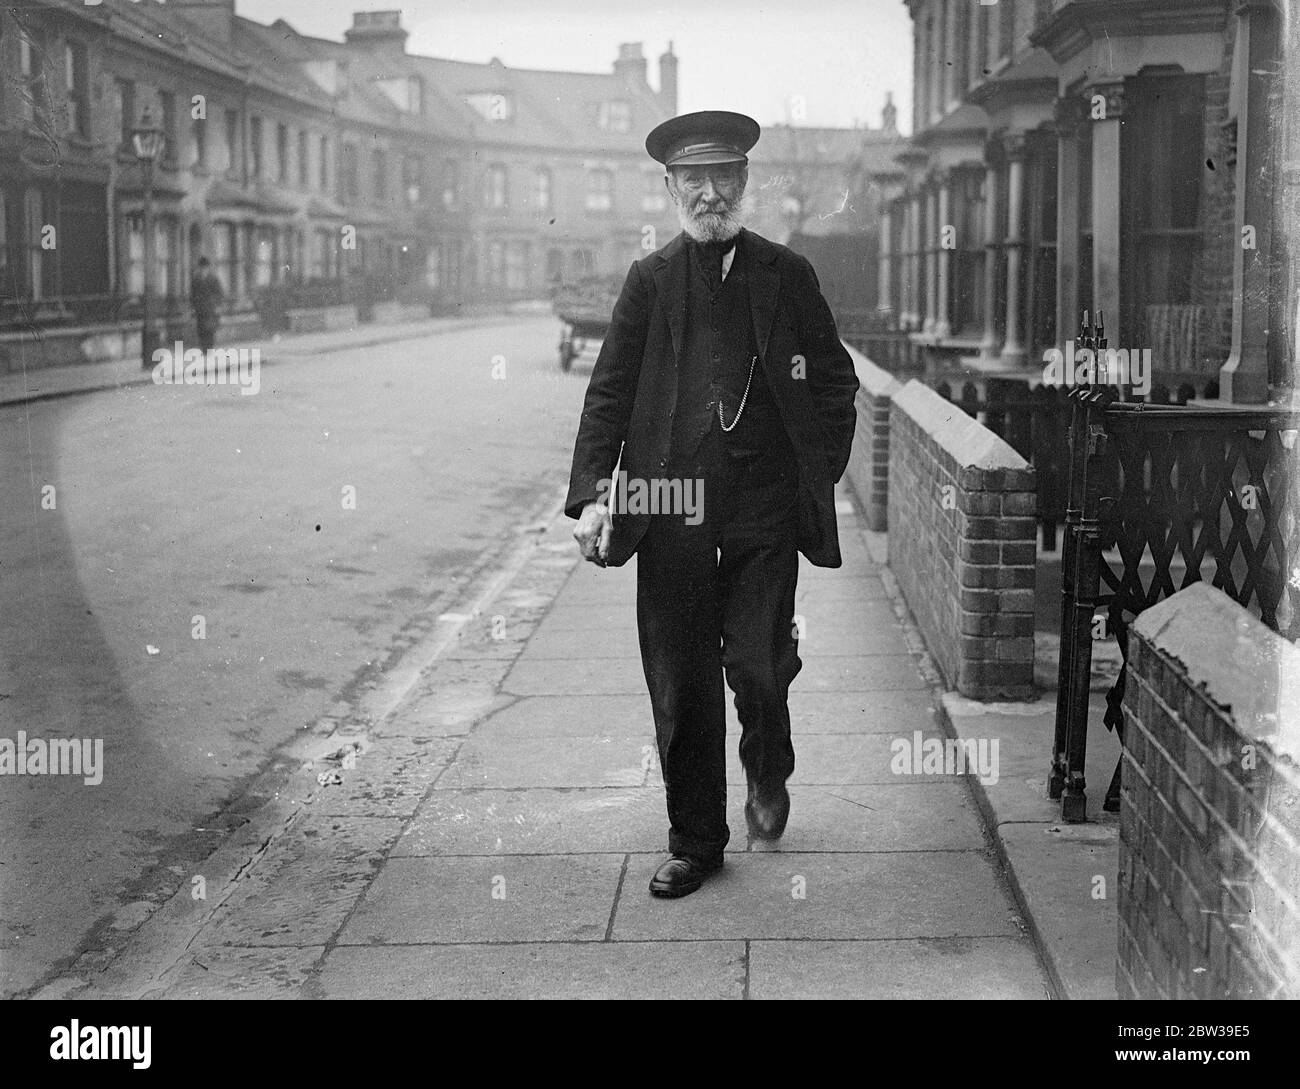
[666,163,747,243]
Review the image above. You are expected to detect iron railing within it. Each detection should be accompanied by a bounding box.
[1051,385,1300,821]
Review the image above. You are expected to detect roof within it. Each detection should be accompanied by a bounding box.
[235,15,673,152]
[752,124,911,176]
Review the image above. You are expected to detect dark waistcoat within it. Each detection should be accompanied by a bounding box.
[670,237,793,473]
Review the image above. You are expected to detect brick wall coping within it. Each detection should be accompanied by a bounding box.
[1132,582,1300,766]
[841,340,901,400]
[892,379,1030,473]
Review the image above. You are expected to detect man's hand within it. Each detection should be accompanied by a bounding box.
[573,501,612,566]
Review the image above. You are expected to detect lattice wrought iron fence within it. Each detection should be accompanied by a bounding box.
[1051,386,1300,821]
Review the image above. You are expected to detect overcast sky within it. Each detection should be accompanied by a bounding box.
[235,0,914,133]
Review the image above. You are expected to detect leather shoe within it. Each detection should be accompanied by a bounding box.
[745,782,790,840]
[648,853,723,898]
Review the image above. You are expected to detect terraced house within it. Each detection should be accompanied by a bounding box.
[0,0,680,367]
[870,0,1295,406]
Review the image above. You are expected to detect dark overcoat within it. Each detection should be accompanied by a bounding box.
[565,228,860,568]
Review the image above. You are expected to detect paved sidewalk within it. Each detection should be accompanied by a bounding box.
[69,488,1050,1000]
[0,309,536,407]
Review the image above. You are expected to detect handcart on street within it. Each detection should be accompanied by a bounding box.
[552,275,622,372]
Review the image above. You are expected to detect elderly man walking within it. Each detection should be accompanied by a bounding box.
[190,256,225,353]
[567,111,860,898]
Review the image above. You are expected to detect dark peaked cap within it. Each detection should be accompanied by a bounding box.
[645,110,761,167]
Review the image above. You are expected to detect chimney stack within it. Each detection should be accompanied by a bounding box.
[882,91,898,134]
[613,42,647,87]
[659,42,678,115]
[344,11,409,60]
[172,0,236,48]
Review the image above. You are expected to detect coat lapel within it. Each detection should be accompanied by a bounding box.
[743,228,780,366]
[652,233,688,362]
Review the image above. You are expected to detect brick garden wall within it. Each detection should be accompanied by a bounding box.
[885,381,1036,700]
[841,342,901,532]
[1118,583,1300,1000]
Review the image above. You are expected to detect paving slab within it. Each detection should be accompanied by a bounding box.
[202,816,405,948]
[336,854,625,944]
[748,937,1049,1000]
[785,690,941,735]
[150,945,324,1000]
[472,694,652,737]
[519,625,643,659]
[530,603,637,630]
[309,737,459,818]
[611,851,1019,942]
[503,655,647,695]
[435,735,653,789]
[797,576,888,602]
[395,787,668,855]
[725,731,957,787]
[997,822,1120,1000]
[739,783,985,853]
[941,689,1120,1000]
[376,690,515,738]
[317,941,746,1000]
[794,655,926,691]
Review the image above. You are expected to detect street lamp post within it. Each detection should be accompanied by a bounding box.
[132,108,165,369]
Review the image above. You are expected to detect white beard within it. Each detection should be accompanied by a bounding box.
[675,200,744,244]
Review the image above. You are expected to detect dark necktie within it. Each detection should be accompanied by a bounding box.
[699,239,734,291]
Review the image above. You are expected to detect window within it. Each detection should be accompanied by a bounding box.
[506,241,528,290]
[125,215,175,298]
[309,228,334,279]
[377,75,423,114]
[1122,75,1207,360]
[585,168,613,213]
[193,117,207,169]
[212,222,237,296]
[18,30,47,127]
[319,134,329,191]
[250,116,263,179]
[403,156,423,206]
[466,92,513,122]
[998,0,1016,62]
[441,161,460,209]
[224,108,240,175]
[277,123,289,183]
[64,41,88,137]
[340,144,359,201]
[25,188,46,300]
[950,167,986,336]
[598,100,631,133]
[254,225,274,287]
[154,217,174,295]
[373,149,388,199]
[533,168,551,213]
[298,130,309,187]
[160,92,177,163]
[0,190,10,296]
[641,170,666,213]
[484,240,505,287]
[482,164,507,210]
[116,80,135,150]
[546,248,563,283]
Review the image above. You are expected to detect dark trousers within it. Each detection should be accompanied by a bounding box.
[196,317,219,352]
[635,427,801,862]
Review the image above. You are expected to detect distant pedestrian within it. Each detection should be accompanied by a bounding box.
[190,256,225,352]
[568,111,860,898]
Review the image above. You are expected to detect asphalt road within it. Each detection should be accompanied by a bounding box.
[0,314,589,996]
